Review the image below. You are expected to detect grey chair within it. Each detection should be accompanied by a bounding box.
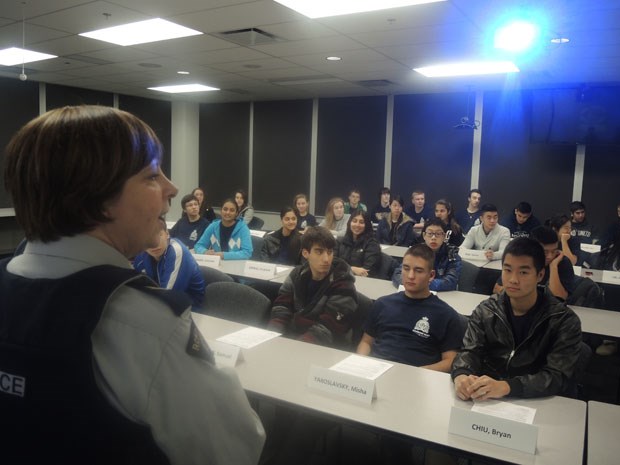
[248,216,265,230]
[250,235,264,261]
[203,281,272,326]
[199,266,234,286]
[350,292,373,349]
[377,252,398,280]
[457,260,480,293]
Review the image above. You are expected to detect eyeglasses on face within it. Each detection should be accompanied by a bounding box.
[424,231,445,238]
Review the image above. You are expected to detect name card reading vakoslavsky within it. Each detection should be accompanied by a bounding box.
[208,340,244,367]
[243,260,276,279]
[448,402,538,454]
[307,365,376,405]
[193,254,221,269]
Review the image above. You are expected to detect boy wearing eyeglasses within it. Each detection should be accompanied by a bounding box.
[391,218,462,291]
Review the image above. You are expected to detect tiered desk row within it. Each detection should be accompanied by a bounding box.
[192,240,620,464]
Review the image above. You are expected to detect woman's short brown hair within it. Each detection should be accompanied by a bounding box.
[4,105,163,242]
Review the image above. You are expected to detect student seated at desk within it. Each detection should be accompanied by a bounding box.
[319,197,350,238]
[191,186,216,222]
[268,226,357,347]
[452,238,582,400]
[570,200,599,244]
[455,188,482,234]
[370,186,391,222]
[169,193,209,250]
[335,210,381,277]
[293,193,317,232]
[261,206,302,265]
[194,198,253,260]
[598,228,620,271]
[392,218,462,291]
[343,188,367,216]
[133,227,206,309]
[548,213,580,266]
[376,194,415,247]
[357,244,463,372]
[434,199,464,246]
[235,189,254,226]
[504,201,541,239]
[460,203,511,261]
[493,226,575,300]
[404,189,432,233]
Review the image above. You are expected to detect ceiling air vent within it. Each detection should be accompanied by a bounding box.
[64,54,114,65]
[356,79,395,87]
[214,28,283,46]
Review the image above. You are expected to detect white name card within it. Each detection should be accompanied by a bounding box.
[250,229,267,238]
[165,221,176,230]
[208,340,243,367]
[580,243,601,253]
[307,365,376,405]
[448,406,538,454]
[194,254,221,268]
[581,268,603,282]
[459,249,488,261]
[243,260,276,279]
[602,270,620,285]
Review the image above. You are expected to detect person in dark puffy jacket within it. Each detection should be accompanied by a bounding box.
[335,210,381,277]
[261,206,302,265]
[452,238,582,400]
[376,194,414,247]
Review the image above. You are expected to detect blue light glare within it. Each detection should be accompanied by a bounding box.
[494,21,539,52]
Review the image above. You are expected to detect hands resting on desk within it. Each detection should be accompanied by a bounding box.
[454,374,511,401]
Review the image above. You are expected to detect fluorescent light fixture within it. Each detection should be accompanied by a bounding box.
[80,18,202,46]
[414,61,519,77]
[274,0,445,18]
[326,56,342,61]
[0,47,57,66]
[177,70,190,75]
[550,37,569,44]
[148,84,219,93]
[494,21,539,52]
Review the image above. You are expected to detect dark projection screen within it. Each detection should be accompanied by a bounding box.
[199,102,250,208]
[253,100,313,211]
[46,83,113,110]
[119,95,172,177]
[0,77,39,208]
[316,96,387,214]
[391,93,473,210]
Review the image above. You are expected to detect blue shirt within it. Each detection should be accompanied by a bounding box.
[133,238,205,308]
[364,292,463,367]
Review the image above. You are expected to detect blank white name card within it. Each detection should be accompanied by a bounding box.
[580,243,601,253]
[216,327,280,349]
[307,365,376,405]
[243,260,276,279]
[194,254,221,268]
[208,340,243,367]
[603,270,620,285]
[250,230,266,238]
[329,354,393,380]
[459,249,488,261]
[449,403,538,454]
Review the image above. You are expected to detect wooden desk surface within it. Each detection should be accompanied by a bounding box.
[193,314,586,465]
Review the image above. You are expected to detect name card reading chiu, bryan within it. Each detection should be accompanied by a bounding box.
[243,260,276,279]
[307,365,376,405]
[448,405,538,454]
[194,254,221,269]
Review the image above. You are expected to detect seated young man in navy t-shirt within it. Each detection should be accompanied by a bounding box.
[357,244,464,372]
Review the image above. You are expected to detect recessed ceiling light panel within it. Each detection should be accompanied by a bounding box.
[414,61,519,77]
[494,21,539,52]
[0,47,57,66]
[326,56,342,61]
[274,0,446,18]
[148,84,219,93]
[80,18,202,46]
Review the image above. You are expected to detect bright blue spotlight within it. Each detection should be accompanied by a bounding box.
[494,21,539,52]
